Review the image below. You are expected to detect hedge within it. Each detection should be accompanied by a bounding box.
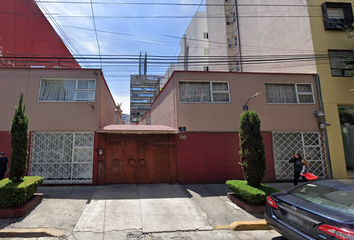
[0,176,44,208]
[226,180,280,205]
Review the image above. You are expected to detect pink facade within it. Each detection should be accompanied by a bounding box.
[152,71,320,132]
[152,71,322,183]
[0,68,117,184]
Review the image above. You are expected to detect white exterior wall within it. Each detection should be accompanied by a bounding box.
[206,0,229,71]
[184,11,209,71]
[206,0,317,74]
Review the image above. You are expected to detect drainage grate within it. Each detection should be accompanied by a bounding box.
[127,232,145,239]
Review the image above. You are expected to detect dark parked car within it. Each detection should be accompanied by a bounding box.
[265,179,354,240]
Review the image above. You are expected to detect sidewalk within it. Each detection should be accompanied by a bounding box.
[0,183,293,240]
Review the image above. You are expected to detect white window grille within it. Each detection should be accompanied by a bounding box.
[265,83,315,104]
[38,79,96,102]
[272,132,329,180]
[29,132,94,184]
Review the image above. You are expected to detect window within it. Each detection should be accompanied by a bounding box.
[38,79,96,102]
[328,50,354,77]
[203,66,209,71]
[234,36,238,46]
[228,39,232,48]
[179,81,230,103]
[147,115,151,125]
[265,83,314,104]
[322,2,353,30]
[204,48,209,56]
[203,32,209,39]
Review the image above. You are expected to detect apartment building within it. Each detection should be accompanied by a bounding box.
[122,114,131,124]
[130,75,161,123]
[164,11,210,79]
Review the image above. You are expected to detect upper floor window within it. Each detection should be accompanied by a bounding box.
[265,83,315,104]
[38,79,96,102]
[328,50,354,77]
[203,32,209,39]
[179,81,230,103]
[321,2,353,30]
[204,48,209,56]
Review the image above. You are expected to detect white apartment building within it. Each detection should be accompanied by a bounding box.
[205,0,317,73]
[122,114,130,125]
[164,11,209,79]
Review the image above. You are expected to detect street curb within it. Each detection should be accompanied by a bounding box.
[0,228,65,238]
[215,220,271,231]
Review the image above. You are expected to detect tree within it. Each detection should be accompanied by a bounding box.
[238,110,266,188]
[9,92,29,182]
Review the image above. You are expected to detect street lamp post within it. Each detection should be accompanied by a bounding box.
[243,92,261,111]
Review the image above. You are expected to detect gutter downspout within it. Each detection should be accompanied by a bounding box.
[316,74,333,178]
[235,0,242,71]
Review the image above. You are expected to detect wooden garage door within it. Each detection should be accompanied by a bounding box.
[98,134,177,184]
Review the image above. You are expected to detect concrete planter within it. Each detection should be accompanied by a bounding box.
[0,193,43,218]
[227,192,265,214]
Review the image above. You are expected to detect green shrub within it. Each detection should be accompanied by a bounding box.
[238,111,266,188]
[10,92,29,183]
[226,180,279,205]
[0,176,43,208]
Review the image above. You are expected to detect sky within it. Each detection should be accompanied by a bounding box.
[36,0,207,114]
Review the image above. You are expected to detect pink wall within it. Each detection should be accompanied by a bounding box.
[176,132,275,184]
[151,75,177,128]
[99,72,117,128]
[152,71,320,133]
[0,68,116,132]
[0,0,80,68]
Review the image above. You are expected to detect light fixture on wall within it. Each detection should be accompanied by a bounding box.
[314,109,330,128]
[314,109,325,117]
[87,102,94,110]
[243,93,261,111]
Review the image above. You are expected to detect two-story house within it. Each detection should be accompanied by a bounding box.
[0,68,118,184]
[150,71,329,183]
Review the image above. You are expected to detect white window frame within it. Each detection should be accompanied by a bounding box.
[265,83,315,105]
[179,81,231,103]
[38,78,96,102]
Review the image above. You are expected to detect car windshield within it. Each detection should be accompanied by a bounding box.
[288,182,354,214]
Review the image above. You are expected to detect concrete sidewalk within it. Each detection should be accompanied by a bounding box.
[0,183,293,240]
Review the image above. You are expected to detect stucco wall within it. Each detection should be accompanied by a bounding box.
[177,132,275,184]
[206,0,229,72]
[236,0,316,73]
[151,75,177,128]
[185,11,209,71]
[171,71,320,132]
[99,73,117,128]
[0,68,107,132]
